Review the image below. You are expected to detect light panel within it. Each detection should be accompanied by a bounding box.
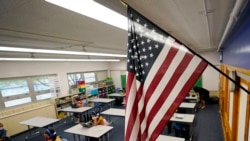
[0,58,120,62]
[45,0,128,30]
[0,46,126,57]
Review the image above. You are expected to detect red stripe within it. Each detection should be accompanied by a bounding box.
[125,72,143,141]
[144,53,194,140]
[140,47,179,140]
[150,60,208,140]
[125,72,135,141]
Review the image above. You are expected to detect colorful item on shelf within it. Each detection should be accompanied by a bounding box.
[77,80,86,93]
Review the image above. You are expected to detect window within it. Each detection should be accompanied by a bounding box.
[0,79,29,97]
[32,75,58,101]
[68,73,83,87]
[67,71,107,95]
[84,72,96,83]
[4,97,32,107]
[0,74,59,109]
[33,77,50,92]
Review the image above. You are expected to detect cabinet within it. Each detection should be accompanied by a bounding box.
[87,81,116,98]
[97,85,115,98]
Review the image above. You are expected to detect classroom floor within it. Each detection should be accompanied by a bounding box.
[10,103,223,141]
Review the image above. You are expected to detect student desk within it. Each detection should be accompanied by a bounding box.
[107,93,125,97]
[108,93,125,105]
[19,116,59,138]
[170,113,195,140]
[88,98,115,104]
[179,102,197,113]
[101,108,125,117]
[64,124,113,141]
[156,135,185,141]
[101,108,125,122]
[179,102,196,109]
[59,106,93,122]
[185,95,198,103]
[89,98,115,111]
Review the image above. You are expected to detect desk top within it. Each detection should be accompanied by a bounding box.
[19,116,59,127]
[179,102,196,109]
[156,135,185,141]
[88,98,115,103]
[59,106,93,113]
[64,124,113,138]
[108,93,125,97]
[101,108,125,117]
[170,113,195,124]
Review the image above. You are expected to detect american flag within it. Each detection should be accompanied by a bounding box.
[125,7,208,141]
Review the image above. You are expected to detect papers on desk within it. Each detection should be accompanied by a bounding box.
[175,114,185,119]
[156,135,185,141]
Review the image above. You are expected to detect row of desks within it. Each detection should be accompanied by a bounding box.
[20,116,185,141]
[19,94,197,141]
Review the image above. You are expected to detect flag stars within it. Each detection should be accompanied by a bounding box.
[150,53,154,57]
[129,65,133,69]
[140,33,143,38]
[145,62,149,66]
[131,39,134,43]
[141,41,145,45]
[148,46,152,50]
[147,39,151,43]
[136,18,140,23]
[155,44,159,48]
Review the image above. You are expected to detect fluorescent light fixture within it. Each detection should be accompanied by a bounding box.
[0,58,120,62]
[0,46,126,57]
[45,0,128,31]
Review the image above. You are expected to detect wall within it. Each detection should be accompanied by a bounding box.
[109,60,126,88]
[109,52,220,91]
[221,1,250,70]
[201,51,220,91]
[0,61,109,97]
[219,1,250,140]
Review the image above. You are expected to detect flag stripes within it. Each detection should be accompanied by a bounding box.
[125,6,208,141]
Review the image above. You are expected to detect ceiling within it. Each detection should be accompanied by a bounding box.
[0,0,239,60]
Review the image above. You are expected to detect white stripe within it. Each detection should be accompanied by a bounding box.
[145,41,186,140]
[139,37,175,135]
[147,53,204,139]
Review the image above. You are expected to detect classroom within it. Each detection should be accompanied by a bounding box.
[0,1,250,141]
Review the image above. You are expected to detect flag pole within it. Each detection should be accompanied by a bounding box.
[120,0,128,7]
[120,1,250,94]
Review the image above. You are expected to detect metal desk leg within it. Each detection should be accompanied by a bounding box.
[78,135,81,141]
